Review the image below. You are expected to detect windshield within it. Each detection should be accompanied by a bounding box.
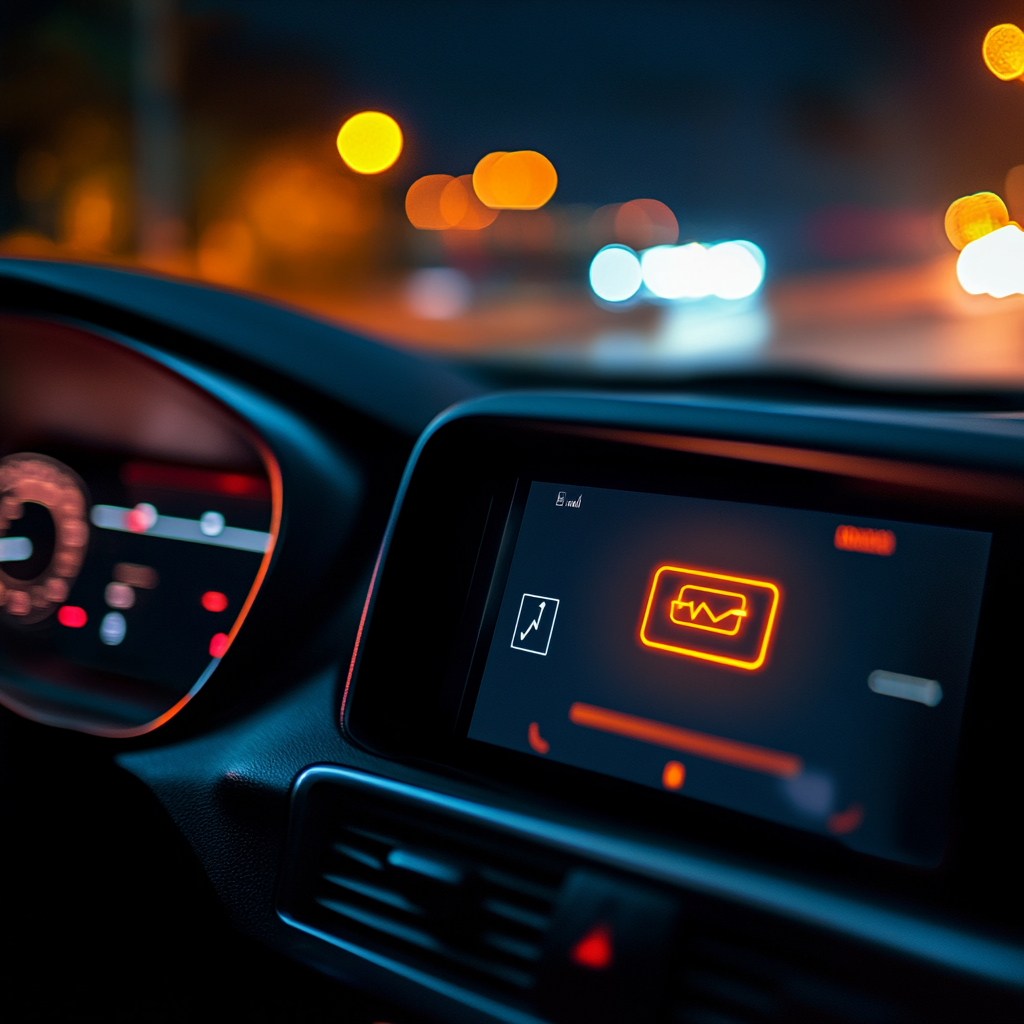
[2,2,1022,387]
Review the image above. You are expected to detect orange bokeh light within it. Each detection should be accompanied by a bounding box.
[441,175,499,230]
[406,174,455,229]
[944,192,1009,250]
[407,173,499,230]
[983,24,1024,80]
[472,150,557,210]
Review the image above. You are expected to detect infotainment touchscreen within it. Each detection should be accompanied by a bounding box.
[467,482,991,866]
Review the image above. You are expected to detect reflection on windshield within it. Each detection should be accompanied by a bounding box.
[3,2,1024,385]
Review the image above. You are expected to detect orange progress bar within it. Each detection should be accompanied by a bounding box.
[568,702,803,779]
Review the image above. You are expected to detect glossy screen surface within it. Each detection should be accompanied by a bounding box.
[468,481,991,865]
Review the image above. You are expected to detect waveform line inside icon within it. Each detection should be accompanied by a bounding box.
[669,585,748,635]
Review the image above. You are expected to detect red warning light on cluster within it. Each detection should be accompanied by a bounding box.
[209,632,229,658]
[201,590,229,612]
[58,605,88,628]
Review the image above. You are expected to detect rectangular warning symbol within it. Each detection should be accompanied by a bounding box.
[640,566,780,670]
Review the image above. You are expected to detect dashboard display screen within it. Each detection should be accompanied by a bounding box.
[468,482,991,865]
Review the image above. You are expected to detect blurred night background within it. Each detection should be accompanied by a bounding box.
[4,1,1024,381]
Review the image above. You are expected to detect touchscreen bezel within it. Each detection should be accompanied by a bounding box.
[343,413,1024,923]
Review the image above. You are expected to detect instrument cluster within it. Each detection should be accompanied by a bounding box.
[0,316,279,735]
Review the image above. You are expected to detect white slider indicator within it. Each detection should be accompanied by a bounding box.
[90,504,270,553]
[868,670,943,707]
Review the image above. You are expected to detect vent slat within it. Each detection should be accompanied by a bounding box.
[331,843,384,871]
[322,873,424,914]
[386,847,464,885]
[317,897,442,952]
[478,866,559,903]
[481,897,550,931]
[482,931,544,962]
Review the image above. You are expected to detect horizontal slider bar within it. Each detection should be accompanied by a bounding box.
[0,536,32,561]
[868,670,942,707]
[569,701,804,779]
[90,505,270,553]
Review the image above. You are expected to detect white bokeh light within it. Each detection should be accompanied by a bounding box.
[634,240,764,302]
[640,245,689,299]
[956,225,1024,298]
[590,245,643,302]
[706,241,765,299]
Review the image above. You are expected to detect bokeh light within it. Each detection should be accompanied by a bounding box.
[473,150,557,209]
[638,240,764,301]
[944,192,1009,250]
[956,224,1024,297]
[406,174,454,230]
[641,245,690,299]
[440,175,499,229]
[472,151,507,208]
[405,267,472,318]
[983,24,1024,80]
[615,199,678,249]
[407,173,500,230]
[336,111,403,174]
[589,244,642,302]
[707,241,765,299]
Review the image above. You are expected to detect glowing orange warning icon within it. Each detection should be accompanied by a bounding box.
[640,566,781,670]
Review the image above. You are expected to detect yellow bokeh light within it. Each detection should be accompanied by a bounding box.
[944,192,1009,250]
[336,111,403,174]
[472,150,557,209]
[983,24,1024,80]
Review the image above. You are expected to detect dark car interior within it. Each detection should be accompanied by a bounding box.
[3,4,1024,1022]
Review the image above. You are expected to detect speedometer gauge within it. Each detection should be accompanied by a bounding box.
[0,453,89,624]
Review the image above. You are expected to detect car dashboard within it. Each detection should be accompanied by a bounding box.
[1,257,1023,1023]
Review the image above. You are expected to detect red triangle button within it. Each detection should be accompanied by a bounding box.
[570,922,614,970]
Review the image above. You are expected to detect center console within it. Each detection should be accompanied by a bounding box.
[283,392,1024,1022]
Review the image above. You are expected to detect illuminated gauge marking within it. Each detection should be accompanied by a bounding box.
[100,611,127,646]
[0,453,89,624]
[90,504,270,552]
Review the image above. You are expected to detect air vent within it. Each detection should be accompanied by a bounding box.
[282,781,569,1000]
